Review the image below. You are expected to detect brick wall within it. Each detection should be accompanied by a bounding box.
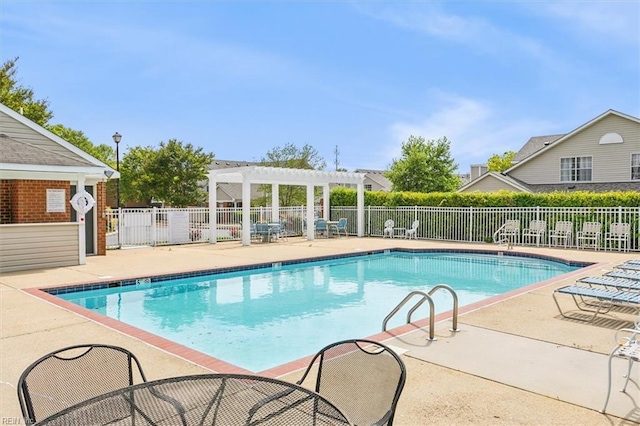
[10,180,71,223]
[0,180,11,224]
[0,179,107,256]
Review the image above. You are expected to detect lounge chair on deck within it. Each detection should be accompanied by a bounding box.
[618,263,640,272]
[522,220,546,246]
[578,276,640,291]
[606,270,640,281]
[552,285,640,322]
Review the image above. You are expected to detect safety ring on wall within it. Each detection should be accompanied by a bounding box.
[70,190,95,214]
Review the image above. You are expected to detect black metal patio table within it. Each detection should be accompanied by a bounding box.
[34,373,352,426]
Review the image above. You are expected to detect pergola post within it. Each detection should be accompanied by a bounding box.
[306,184,315,241]
[241,177,251,246]
[357,182,365,237]
[272,184,279,223]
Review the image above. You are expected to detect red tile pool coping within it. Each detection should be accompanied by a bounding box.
[24,248,599,379]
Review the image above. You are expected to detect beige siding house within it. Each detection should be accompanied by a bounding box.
[459,110,640,193]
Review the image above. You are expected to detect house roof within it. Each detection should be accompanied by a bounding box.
[1,133,96,167]
[0,103,117,180]
[457,171,532,193]
[354,169,392,190]
[506,109,640,173]
[512,134,565,163]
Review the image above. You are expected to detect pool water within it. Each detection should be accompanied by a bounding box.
[57,252,580,372]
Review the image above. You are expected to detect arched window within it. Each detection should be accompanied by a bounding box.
[599,133,623,144]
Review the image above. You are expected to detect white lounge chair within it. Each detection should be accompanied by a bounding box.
[522,220,546,246]
[552,284,640,322]
[548,221,573,248]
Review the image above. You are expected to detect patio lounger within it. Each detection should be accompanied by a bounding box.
[617,263,640,272]
[606,270,640,281]
[625,259,640,265]
[578,276,640,291]
[553,285,640,322]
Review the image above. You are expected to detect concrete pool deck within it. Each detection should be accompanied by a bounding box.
[1,237,639,425]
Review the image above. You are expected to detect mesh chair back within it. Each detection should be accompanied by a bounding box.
[17,344,146,425]
[297,339,406,426]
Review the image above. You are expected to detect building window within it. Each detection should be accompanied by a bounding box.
[560,156,592,182]
[364,184,372,191]
[632,153,640,180]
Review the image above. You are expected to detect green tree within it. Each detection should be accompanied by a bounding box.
[385,136,460,192]
[46,124,115,166]
[258,143,326,206]
[487,151,516,172]
[120,140,214,207]
[0,57,53,126]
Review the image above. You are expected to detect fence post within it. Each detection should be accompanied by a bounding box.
[117,207,122,248]
[469,207,474,242]
[151,207,157,247]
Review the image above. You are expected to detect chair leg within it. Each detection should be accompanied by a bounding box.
[601,352,615,412]
[622,358,634,393]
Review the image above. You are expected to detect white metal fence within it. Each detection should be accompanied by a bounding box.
[106,206,640,251]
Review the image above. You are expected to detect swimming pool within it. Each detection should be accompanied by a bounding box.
[51,250,583,372]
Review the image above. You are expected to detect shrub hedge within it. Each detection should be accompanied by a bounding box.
[329,187,640,208]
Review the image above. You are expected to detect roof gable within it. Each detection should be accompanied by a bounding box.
[457,171,532,193]
[507,109,640,173]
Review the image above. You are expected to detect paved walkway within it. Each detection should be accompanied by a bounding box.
[1,237,639,424]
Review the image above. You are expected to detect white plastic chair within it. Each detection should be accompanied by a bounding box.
[404,220,419,239]
[548,221,573,248]
[605,223,631,252]
[576,221,602,250]
[522,220,546,246]
[383,219,394,238]
[493,220,520,246]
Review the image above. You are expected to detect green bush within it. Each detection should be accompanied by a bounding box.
[330,188,640,208]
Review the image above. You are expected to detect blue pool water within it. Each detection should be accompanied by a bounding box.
[56,251,581,372]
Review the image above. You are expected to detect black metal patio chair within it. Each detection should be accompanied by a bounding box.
[296,339,406,426]
[17,344,147,425]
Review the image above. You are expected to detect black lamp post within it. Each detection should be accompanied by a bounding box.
[112,132,122,208]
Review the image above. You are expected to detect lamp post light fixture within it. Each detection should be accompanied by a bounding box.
[112,132,122,208]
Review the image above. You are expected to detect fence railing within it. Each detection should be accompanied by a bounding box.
[106,206,640,251]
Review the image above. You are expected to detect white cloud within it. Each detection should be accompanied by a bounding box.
[386,93,557,173]
[353,2,551,60]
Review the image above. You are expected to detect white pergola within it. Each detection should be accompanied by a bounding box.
[208,166,366,245]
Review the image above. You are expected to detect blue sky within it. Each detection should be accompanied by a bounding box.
[3,1,639,174]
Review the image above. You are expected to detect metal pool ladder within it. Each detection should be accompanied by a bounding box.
[382,284,460,341]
